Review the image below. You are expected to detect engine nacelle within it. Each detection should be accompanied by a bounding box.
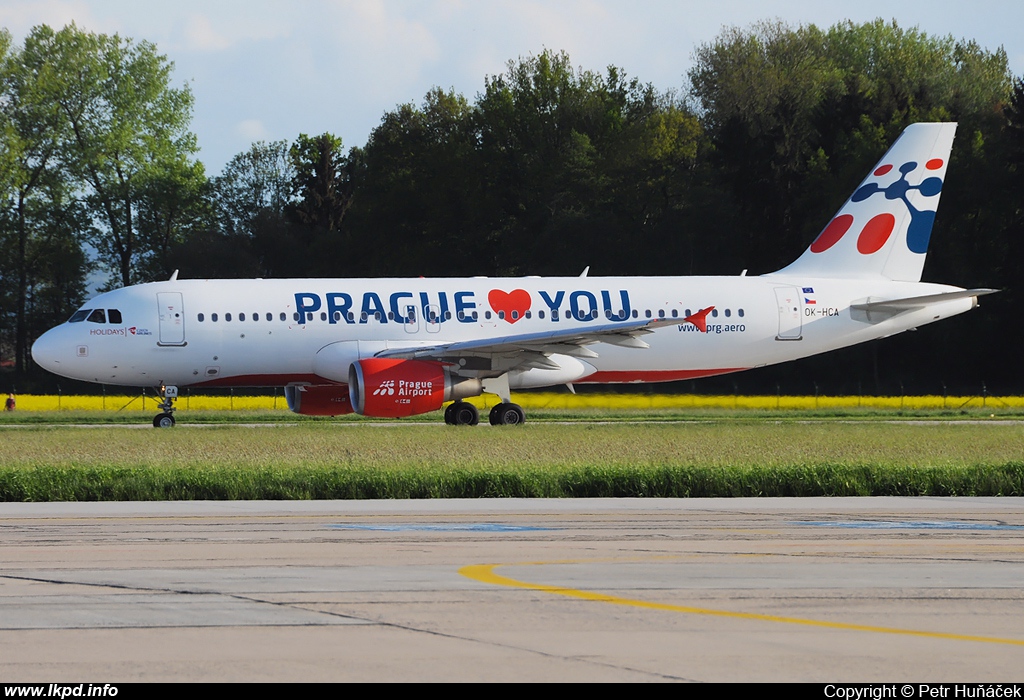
[284,384,354,416]
[348,358,482,417]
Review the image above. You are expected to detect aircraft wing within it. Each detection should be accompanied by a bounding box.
[374,315,694,372]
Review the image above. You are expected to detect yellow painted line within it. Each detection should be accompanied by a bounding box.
[459,562,1024,647]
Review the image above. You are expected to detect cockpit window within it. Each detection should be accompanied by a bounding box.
[87,309,106,323]
[107,309,122,324]
[68,309,91,323]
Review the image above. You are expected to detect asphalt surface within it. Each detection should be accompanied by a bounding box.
[2,497,1022,682]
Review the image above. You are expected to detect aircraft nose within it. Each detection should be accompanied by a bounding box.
[31,327,66,372]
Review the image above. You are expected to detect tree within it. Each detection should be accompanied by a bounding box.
[134,158,211,282]
[213,140,293,238]
[34,23,200,289]
[688,20,1013,273]
[474,51,701,275]
[0,26,87,372]
[350,88,485,276]
[290,132,351,232]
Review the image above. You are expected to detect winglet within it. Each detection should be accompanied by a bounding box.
[684,306,715,333]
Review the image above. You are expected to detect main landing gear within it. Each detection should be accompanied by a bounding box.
[444,400,479,426]
[444,374,525,426]
[489,402,525,425]
[443,400,526,426]
[153,385,178,428]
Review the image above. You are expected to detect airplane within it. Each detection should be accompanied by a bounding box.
[31,122,995,427]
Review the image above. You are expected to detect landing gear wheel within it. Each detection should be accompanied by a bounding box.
[445,401,479,426]
[447,401,479,426]
[153,413,176,428]
[489,403,525,426]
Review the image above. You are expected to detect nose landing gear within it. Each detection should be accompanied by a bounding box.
[153,385,178,428]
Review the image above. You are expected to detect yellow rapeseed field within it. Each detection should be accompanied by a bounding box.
[10,392,1024,412]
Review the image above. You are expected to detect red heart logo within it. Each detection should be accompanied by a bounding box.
[488,289,531,324]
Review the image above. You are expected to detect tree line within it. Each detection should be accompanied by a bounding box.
[2,20,1022,393]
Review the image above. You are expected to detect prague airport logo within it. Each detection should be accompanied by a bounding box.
[372,380,396,396]
[811,159,944,256]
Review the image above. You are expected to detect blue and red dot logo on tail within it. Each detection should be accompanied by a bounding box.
[810,159,944,255]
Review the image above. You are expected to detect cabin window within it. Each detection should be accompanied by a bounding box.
[444,311,452,320]
[68,309,91,323]
[252,312,259,322]
[711,309,718,317]
[525,311,531,319]
[211,313,218,322]
[87,309,106,323]
[498,311,505,320]
[347,312,355,322]
[685,309,691,317]
[724,309,731,318]
[197,313,205,322]
[738,309,745,317]
[657,310,665,318]
[471,311,478,320]
[644,309,651,318]
[632,309,638,318]
[293,312,299,321]
[671,309,678,318]
[485,311,492,320]
[334,311,342,322]
[320,312,327,321]
[538,310,545,319]
[550,310,558,320]
[266,312,272,321]
[306,312,313,321]
[279,312,286,321]
[388,311,395,321]
[239,313,246,321]
[360,312,368,322]
[108,309,122,324]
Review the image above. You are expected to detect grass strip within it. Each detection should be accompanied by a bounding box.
[2,422,1022,501]
[1,463,1023,501]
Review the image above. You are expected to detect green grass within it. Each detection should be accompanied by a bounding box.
[1,403,1023,426]
[1,422,1023,500]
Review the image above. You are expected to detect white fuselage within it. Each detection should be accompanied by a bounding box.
[31,274,972,390]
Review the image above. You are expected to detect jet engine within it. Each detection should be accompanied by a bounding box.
[284,384,354,416]
[348,358,482,417]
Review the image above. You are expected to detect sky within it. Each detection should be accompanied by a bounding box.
[2,1,1022,176]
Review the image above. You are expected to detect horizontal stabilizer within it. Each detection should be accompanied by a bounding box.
[850,288,997,323]
[851,288,997,312]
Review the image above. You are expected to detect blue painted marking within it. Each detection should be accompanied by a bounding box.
[795,521,1024,531]
[328,523,556,532]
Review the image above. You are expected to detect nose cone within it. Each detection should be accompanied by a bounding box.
[32,326,69,376]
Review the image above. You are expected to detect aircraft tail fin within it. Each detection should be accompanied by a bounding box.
[773,122,957,282]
